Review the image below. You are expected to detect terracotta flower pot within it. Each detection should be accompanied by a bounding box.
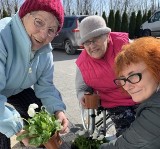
[44,132,62,149]
[84,94,100,109]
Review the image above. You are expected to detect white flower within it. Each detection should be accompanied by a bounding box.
[27,107,36,117]
[27,104,38,117]
[78,130,86,136]
[28,103,38,109]
[97,134,105,140]
[92,136,97,139]
[92,132,98,139]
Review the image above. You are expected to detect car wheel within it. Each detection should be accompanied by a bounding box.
[64,40,76,55]
[142,30,151,36]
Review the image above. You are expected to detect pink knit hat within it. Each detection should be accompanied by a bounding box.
[19,0,64,32]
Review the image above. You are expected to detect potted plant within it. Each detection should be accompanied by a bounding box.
[16,103,62,149]
[84,93,100,109]
[71,129,109,149]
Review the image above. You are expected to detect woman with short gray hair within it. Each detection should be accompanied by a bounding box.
[75,15,138,137]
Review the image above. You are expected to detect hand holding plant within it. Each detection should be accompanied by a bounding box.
[16,103,62,147]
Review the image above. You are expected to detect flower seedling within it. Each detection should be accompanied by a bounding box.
[16,104,62,147]
[72,129,109,149]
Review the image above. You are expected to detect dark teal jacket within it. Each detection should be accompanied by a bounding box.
[100,91,160,149]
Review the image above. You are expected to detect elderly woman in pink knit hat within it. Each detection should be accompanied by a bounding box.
[0,0,68,148]
[76,15,138,137]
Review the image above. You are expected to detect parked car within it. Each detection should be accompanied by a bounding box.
[140,9,160,37]
[51,15,87,55]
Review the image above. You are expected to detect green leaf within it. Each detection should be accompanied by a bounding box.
[16,133,29,141]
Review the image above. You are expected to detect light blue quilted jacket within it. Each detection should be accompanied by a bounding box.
[0,13,66,138]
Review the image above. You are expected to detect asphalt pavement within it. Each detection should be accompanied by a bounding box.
[52,49,82,124]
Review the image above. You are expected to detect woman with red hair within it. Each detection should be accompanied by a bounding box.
[100,37,160,148]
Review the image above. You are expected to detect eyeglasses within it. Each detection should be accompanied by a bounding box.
[83,34,106,47]
[31,14,58,37]
[114,68,147,87]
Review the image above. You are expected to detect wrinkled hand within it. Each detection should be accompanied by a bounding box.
[16,130,34,147]
[55,111,69,134]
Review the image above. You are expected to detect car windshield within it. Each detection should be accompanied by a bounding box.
[62,16,86,29]
[63,18,74,28]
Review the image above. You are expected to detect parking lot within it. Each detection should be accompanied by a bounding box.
[52,49,82,124]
